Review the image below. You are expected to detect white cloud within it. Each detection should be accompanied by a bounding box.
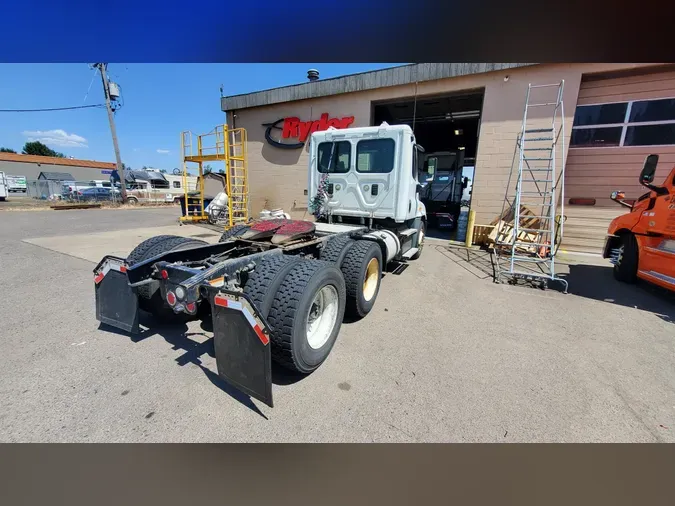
[156,149,170,154]
[22,129,88,148]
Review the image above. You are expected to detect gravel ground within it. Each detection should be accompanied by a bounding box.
[0,208,673,442]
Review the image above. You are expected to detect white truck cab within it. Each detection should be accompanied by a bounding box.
[308,123,426,223]
[308,123,426,261]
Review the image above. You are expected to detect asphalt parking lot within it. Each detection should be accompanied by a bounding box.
[0,207,673,442]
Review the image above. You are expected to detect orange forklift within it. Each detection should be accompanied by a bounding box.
[603,154,675,291]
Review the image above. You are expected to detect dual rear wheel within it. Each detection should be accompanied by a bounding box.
[244,237,384,374]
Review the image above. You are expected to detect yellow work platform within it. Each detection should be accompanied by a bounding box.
[179,125,249,229]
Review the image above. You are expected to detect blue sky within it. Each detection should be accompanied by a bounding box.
[0,64,405,170]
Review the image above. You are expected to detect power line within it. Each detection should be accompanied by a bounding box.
[0,104,105,112]
[83,67,100,104]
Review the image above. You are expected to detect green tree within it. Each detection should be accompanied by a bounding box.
[0,147,16,153]
[159,168,167,174]
[22,141,65,158]
[203,164,213,175]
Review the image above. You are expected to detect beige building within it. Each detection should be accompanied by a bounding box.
[0,153,116,181]
[222,63,675,254]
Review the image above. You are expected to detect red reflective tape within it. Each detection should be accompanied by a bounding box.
[119,265,127,273]
[253,324,269,346]
[94,272,104,284]
[214,295,229,307]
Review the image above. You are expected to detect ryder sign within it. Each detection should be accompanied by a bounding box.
[263,113,355,149]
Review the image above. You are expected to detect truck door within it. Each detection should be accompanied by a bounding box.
[350,135,398,219]
[636,169,675,288]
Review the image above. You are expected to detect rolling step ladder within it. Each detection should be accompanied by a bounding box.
[494,81,568,292]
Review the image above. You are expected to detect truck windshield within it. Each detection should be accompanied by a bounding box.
[318,141,351,173]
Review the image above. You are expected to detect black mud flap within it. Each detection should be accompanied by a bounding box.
[209,289,273,408]
[94,255,140,334]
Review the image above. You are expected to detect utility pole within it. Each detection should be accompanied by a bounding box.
[95,63,127,202]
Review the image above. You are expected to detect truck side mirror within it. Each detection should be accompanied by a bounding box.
[640,154,659,185]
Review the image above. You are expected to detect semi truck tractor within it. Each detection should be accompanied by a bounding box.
[418,150,467,230]
[94,123,427,407]
[603,154,675,292]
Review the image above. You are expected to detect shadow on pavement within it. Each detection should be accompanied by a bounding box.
[559,264,675,324]
[438,244,674,323]
[99,311,306,418]
[439,245,495,280]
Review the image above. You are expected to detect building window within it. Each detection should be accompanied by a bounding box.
[629,98,675,123]
[317,141,351,173]
[571,127,623,147]
[571,97,675,148]
[356,139,395,173]
[573,103,627,126]
[624,124,675,146]
[173,181,181,188]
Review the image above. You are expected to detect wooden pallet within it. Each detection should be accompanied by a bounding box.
[483,205,544,253]
[50,203,102,210]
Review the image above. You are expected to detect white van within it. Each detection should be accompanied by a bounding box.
[6,175,27,192]
[125,179,175,204]
[0,172,8,201]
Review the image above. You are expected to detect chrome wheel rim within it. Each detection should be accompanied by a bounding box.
[306,285,339,349]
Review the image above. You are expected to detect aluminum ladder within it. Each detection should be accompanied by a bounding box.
[494,81,568,292]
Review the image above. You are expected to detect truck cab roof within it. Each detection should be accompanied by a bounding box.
[311,122,415,143]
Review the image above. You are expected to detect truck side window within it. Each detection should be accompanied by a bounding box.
[173,181,181,188]
[412,147,418,181]
[356,139,395,173]
[318,141,351,173]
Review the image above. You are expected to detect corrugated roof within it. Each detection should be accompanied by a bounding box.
[0,152,116,169]
[38,172,75,181]
[221,63,537,111]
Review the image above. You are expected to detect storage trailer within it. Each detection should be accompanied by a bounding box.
[94,123,426,407]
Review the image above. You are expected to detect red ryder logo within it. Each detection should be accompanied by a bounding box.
[263,113,355,149]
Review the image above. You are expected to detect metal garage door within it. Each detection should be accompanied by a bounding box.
[562,68,675,253]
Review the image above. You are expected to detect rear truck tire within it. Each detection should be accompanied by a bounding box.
[340,240,383,318]
[410,221,425,260]
[613,233,639,283]
[126,235,178,266]
[319,234,354,265]
[126,196,138,205]
[126,235,208,317]
[266,260,346,374]
[218,224,250,242]
[243,254,302,318]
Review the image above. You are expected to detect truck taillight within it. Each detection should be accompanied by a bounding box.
[166,291,177,306]
[185,302,197,314]
[161,269,169,280]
